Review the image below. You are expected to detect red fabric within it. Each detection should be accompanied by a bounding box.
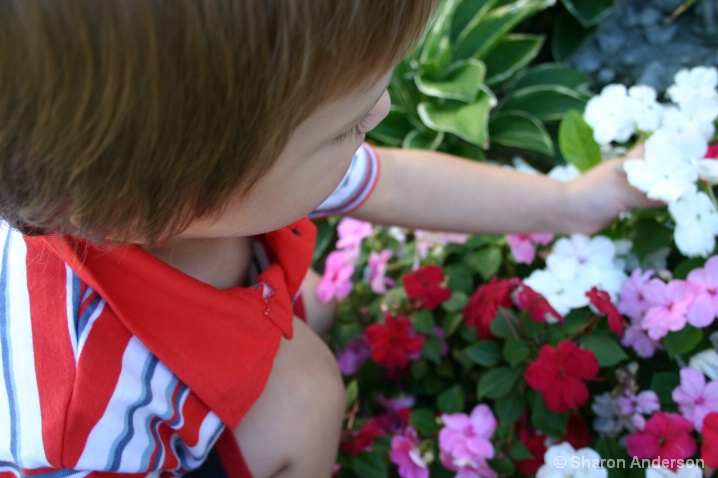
[29,218,316,435]
[215,429,254,478]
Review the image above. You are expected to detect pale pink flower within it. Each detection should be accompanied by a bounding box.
[618,269,655,321]
[389,427,429,478]
[672,367,718,430]
[367,249,394,294]
[641,279,693,340]
[316,251,355,303]
[439,404,496,477]
[336,218,372,261]
[617,391,660,416]
[414,230,469,260]
[335,336,371,375]
[621,322,661,358]
[506,233,554,265]
[685,256,718,327]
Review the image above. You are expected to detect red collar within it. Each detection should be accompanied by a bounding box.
[30,218,316,427]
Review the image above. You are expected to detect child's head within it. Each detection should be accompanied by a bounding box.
[0,0,436,243]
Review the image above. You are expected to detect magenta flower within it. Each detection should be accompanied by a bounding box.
[389,427,429,478]
[641,279,693,340]
[672,367,718,430]
[685,256,718,327]
[626,412,697,469]
[439,404,496,476]
[367,249,394,294]
[335,336,371,375]
[316,251,355,303]
[618,269,654,321]
[506,232,553,265]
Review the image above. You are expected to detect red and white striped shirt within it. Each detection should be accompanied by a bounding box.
[0,144,379,477]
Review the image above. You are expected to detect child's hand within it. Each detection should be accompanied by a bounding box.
[561,144,662,235]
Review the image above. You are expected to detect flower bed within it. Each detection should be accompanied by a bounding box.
[320,66,718,478]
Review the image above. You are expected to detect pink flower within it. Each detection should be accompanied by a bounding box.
[617,391,660,416]
[389,427,429,478]
[335,336,371,375]
[316,251,355,303]
[414,230,469,259]
[685,256,718,327]
[706,143,718,159]
[641,279,693,340]
[505,232,553,265]
[626,412,697,469]
[336,218,372,261]
[367,249,394,294]
[618,269,654,321]
[439,404,497,477]
[672,367,718,430]
[621,322,661,358]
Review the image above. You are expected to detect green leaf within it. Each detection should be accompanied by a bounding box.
[495,388,525,424]
[558,110,602,172]
[560,0,614,28]
[474,246,503,281]
[411,309,436,335]
[664,326,703,359]
[529,390,568,437]
[451,0,499,41]
[465,340,502,367]
[477,366,523,399]
[631,215,674,263]
[489,110,554,156]
[483,34,544,86]
[551,10,591,61]
[442,291,469,313]
[443,312,465,337]
[490,310,515,339]
[498,85,588,122]
[345,379,359,411]
[419,0,457,78]
[418,89,496,147]
[491,457,517,477]
[577,333,629,368]
[453,0,556,61]
[402,129,445,150]
[411,408,440,436]
[650,372,681,408]
[437,385,466,413]
[311,218,335,263]
[673,257,706,280]
[422,335,445,364]
[502,336,531,365]
[594,436,632,478]
[368,106,413,147]
[509,440,534,460]
[416,59,486,102]
[512,63,592,92]
[352,452,388,478]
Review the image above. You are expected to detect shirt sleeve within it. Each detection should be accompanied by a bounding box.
[309,142,380,219]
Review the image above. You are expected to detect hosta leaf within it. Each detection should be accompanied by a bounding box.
[551,10,591,61]
[415,59,486,102]
[512,63,592,92]
[418,87,496,147]
[560,0,614,28]
[453,0,556,61]
[402,129,445,150]
[497,85,588,122]
[451,0,499,41]
[419,0,457,78]
[489,110,554,156]
[368,106,413,147]
[483,34,544,86]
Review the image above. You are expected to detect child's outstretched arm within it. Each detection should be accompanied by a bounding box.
[351,146,655,235]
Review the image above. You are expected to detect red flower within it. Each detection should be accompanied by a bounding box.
[626,412,697,470]
[514,283,563,323]
[586,287,625,337]
[340,418,384,455]
[525,341,599,413]
[563,414,592,450]
[701,412,718,468]
[463,277,520,338]
[365,315,425,369]
[515,427,547,475]
[403,265,451,309]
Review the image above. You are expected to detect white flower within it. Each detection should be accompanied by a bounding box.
[524,268,587,317]
[547,163,581,182]
[689,349,718,381]
[584,84,636,145]
[646,464,703,478]
[667,66,718,107]
[662,102,717,142]
[623,132,698,204]
[628,85,662,132]
[697,159,718,185]
[537,443,607,478]
[669,190,718,257]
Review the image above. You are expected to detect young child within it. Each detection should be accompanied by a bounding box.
[0,1,654,477]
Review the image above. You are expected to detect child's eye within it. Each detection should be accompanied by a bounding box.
[337,114,373,143]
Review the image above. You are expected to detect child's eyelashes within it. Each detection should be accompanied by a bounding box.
[337,113,374,143]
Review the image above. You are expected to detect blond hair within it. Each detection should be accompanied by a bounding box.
[0,0,437,242]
